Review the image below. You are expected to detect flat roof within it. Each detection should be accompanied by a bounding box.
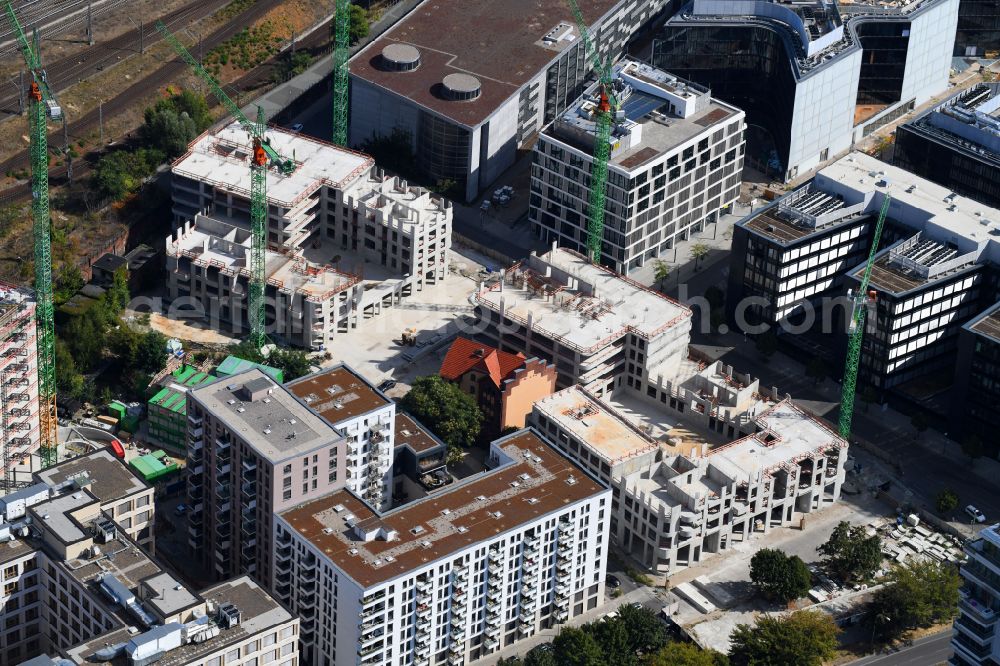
[709,400,845,482]
[286,365,391,425]
[36,450,147,504]
[475,247,691,354]
[189,370,343,462]
[969,303,1000,342]
[349,0,620,128]
[534,386,657,465]
[172,123,373,208]
[142,571,201,618]
[279,430,606,588]
[394,413,445,455]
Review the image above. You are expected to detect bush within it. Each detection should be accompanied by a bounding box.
[935,488,959,514]
[92,148,164,200]
[729,612,839,666]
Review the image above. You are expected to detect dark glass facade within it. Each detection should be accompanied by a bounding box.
[652,25,796,172]
[893,122,1000,209]
[955,0,1000,56]
[854,21,911,105]
[416,111,471,187]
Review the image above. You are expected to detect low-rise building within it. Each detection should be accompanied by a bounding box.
[439,337,557,437]
[530,58,745,273]
[274,429,610,666]
[472,245,692,396]
[952,523,1000,664]
[168,124,451,350]
[147,365,217,453]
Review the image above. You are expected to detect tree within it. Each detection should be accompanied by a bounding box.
[729,612,839,666]
[92,148,163,200]
[646,642,728,666]
[805,357,828,386]
[591,617,635,666]
[653,260,672,291]
[348,4,369,44]
[55,339,86,402]
[166,89,213,132]
[497,659,524,666]
[817,521,881,583]
[400,376,482,448]
[552,627,606,666]
[54,265,84,304]
[268,347,313,381]
[690,243,710,270]
[107,267,131,316]
[868,560,961,642]
[749,549,812,603]
[754,332,778,360]
[961,435,984,462]
[135,330,168,374]
[935,488,959,514]
[616,603,669,655]
[524,647,557,666]
[141,105,198,158]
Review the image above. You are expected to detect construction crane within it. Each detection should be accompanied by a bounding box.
[566,0,617,264]
[838,194,892,440]
[4,2,62,469]
[157,20,295,350]
[332,0,349,146]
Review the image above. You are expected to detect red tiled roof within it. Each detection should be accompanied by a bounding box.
[439,337,526,388]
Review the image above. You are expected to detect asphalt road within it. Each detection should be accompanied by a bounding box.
[850,630,953,665]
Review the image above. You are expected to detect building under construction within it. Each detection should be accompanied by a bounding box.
[167,124,452,350]
[0,282,40,489]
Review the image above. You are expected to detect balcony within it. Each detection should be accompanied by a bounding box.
[524,535,540,551]
[488,549,502,565]
[520,599,537,614]
[486,599,501,615]
[190,437,204,451]
[558,521,573,536]
[450,628,465,643]
[241,459,257,474]
[959,595,998,624]
[955,615,996,643]
[414,645,430,660]
[554,596,569,609]
[188,413,203,426]
[555,610,569,623]
[414,657,430,666]
[361,591,384,606]
[522,572,538,589]
[416,579,431,594]
[485,636,499,650]
[523,557,539,572]
[189,426,204,439]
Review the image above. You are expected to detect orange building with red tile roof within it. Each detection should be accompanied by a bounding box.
[440,338,556,436]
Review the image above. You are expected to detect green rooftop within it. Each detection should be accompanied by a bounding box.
[130,451,179,482]
[215,355,284,383]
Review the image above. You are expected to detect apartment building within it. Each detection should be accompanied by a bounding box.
[168,125,451,350]
[273,429,610,666]
[0,453,298,666]
[0,282,40,489]
[439,337,557,437]
[894,83,1000,210]
[952,523,1000,665]
[349,0,674,201]
[654,0,958,181]
[185,369,346,586]
[952,303,1000,452]
[531,385,847,573]
[472,245,692,396]
[530,59,745,273]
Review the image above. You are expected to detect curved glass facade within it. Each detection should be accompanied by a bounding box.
[652,25,796,172]
[416,111,471,186]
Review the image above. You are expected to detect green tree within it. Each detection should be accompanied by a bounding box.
[805,357,828,385]
[107,267,131,315]
[754,332,778,360]
[591,617,635,666]
[935,488,959,514]
[63,310,107,371]
[498,658,525,666]
[728,612,839,666]
[524,647,557,666]
[141,105,198,158]
[107,324,141,368]
[653,260,672,291]
[54,265,84,304]
[646,642,729,666]
[93,148,163,200]
[349,4,369,44]
[445,444,464,466]
[55,339,86,401]
[749,549,812,603]
[817,521,881,583]
[165,89,213,132]
[136,330,168,374]
[690,243,710,270]
[552,627,606,666]
[400,375,483,448]
[616,603,669,655]
[868,560,961,641]
[268,347,313,381]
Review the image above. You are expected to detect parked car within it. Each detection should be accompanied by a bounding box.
[966,505,987,523]
[174,504,188,517]
[377,379,397,392]
[606,574,621,589]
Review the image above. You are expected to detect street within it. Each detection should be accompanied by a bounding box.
[850,629,953,666]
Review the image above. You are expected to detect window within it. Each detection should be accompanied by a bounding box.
[282,489,292,501]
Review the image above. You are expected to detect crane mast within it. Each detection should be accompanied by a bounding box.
[566,0,616,264]
[332,0,349,146]
[4,2,61,470]
[838,194,892,439]
[157,20,295,350]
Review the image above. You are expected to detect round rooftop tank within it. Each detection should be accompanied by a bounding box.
[441,73,481,101]
[381,44,421,71]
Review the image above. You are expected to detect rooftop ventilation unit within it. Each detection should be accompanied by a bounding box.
[441,73,481,101]
[381,43,420,72]
[93,517,116,543]
[217,603,241,629]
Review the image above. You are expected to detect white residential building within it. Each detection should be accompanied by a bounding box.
[953,523,1000,665]
[273,429,611,666]
[168,124,451,350]
[0,282,40,489]
[531,59,746,273]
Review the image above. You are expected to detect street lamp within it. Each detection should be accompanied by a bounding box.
[870,612,890,649]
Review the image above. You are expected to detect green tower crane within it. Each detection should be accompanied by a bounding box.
[157,21,295,350]
[566,0,617,264]
[838,193,892,439]
[332,0,349,146]
[4,2,62,469]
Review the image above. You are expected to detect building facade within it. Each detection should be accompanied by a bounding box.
[0,283,40,489]
[653,0,958,181]
[894,83,1000,210]
[147,365,217,453]
[472,246,692,397]
[530,59,746,273]
[952,523,1000,665]
[348,0,675,202]
[955,0,1000,56]
[951,303,1000,454]
[168,125,451,350]
[273,429,611,666]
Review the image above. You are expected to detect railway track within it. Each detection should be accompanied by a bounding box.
[0,0,323,203]
[0,0,234,116]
